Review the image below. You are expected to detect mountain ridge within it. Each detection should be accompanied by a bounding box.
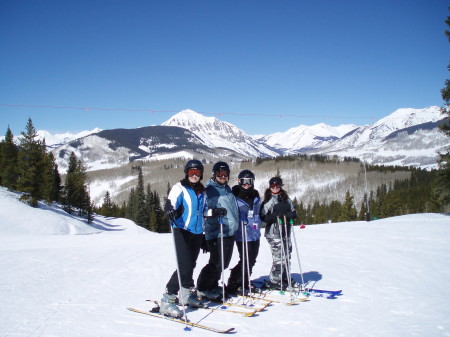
[47,106,448,172]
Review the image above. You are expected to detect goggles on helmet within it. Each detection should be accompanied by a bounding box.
[187,168,202,177]
[216,170,229,178]
[239,177,254,185]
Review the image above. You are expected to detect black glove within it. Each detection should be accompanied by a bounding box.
[165,204,184,221]
[212,208,227,217]
[263,211,277,225]
[201,234,209,253]
[272,202,292,219]
[165,209,177,221]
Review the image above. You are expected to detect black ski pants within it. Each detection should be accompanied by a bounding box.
[196,235,235,292]
[166,228,203,295]
[228,239,260,288]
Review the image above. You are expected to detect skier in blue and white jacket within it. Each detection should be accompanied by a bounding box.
[160,159,206,318]
[227,169,262,294]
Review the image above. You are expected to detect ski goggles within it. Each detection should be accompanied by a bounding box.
[216,170,229,178]
[239,178,254,186]
[187,168,202,177]
[270,183,281,189]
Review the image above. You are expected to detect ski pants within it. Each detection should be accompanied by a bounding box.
[267,235,292,286]
[196,235,235,292]
[166,228,203,295]
[228,239,260,289]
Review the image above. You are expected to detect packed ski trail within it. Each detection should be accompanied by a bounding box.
[0,187,449,336]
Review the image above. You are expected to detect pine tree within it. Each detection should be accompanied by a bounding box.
[17,118,46,206]
[135,167,147,227]
[433,8,450,211]
[0,127,18,190]
[101,191,114,217]
[48,152,62,202]
[358,193,369,220]
[63,152,90,215]
[340,191,358,221]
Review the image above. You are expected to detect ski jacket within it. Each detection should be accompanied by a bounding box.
[232,185,262,242]
[166,181,206,235]
[260,190,297,239]
[203,179,239,240]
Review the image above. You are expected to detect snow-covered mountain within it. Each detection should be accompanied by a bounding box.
[53,125,243,172]
[49,106,448,172]
[162,109,279,157]
[37,128,102,148]
[315,106,448,168]
[259,122,358,153]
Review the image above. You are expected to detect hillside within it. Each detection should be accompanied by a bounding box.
[1,187,449,336]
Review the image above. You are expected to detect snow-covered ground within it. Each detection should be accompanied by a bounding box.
[1,186,449,337]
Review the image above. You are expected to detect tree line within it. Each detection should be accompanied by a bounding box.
[292,167,444,225]
[0,119,92,220]
[94,166,170,233]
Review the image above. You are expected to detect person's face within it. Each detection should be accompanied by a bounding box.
[270,183,281,193]
[215,170,229,184]
[187,168,201,183]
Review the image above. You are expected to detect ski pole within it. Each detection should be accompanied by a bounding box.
[241,220,245,298]
[169,223,190,331]
[219,216,226,305]
[243,222,252,295]
[277,217,285,293]
[290,219,306,294]
[283,215,293,299]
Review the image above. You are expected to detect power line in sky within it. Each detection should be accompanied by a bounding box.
[0,103,377,121]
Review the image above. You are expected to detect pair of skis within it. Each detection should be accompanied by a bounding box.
[127,307,235,334]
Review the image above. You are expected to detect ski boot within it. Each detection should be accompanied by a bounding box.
[179,287,207,308]
[159,293,183,318]
[197,287,222,302]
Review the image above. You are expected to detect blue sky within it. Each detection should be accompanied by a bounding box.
[0,0,448,136]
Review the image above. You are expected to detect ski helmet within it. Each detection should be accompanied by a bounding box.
[184,159,204,179]
[238,169,255,185]
[212,161,230,178]
[269,176,283,186]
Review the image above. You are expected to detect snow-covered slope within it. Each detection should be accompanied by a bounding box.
[261,122,358,152]
[316,106,448,167]
[1,187,449,337]
[37,128,102,147]
[162,109,279,157]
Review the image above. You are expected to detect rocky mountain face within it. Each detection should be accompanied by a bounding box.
[51,106,448,172]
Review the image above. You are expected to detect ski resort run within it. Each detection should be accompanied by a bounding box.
[0,187,449,336]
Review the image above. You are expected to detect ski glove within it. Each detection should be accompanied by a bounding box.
[201,234,209,253]
[165,205,184,221]
[272,202,294,220]
[211,207,227,217]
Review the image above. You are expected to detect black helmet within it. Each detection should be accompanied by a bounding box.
[184,159,204,179]
[212,161,230,177]
[269,176,283,186]
[238,169,255,185]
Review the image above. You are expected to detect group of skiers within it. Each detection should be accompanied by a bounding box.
[161,159,297,318]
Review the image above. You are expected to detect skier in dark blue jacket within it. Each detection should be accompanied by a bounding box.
[196,161,239,301]
[227,169,262,295]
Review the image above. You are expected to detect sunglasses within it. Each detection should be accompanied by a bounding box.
[216,170,229,178]
[187,168,202,177]
[239,178,254,185]
[270,183,281,189]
